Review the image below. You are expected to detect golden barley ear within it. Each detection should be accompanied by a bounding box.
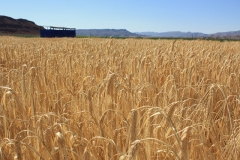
[15,135,23,160]
[56,132,68,160]
[181,127,191,160]
[130,110,138,144]
[44,128,53,153]
[127,140,140,160]
[83,150,91,160]
[0,147,3,160]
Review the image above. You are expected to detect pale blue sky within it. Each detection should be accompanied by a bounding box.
[1,0,240,33]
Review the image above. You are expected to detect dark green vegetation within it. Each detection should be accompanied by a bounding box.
[76,35,240,42]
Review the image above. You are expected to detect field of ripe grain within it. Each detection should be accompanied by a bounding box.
[0,36,240,160]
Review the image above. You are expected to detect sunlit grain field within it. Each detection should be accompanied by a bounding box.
[0,36,240,160]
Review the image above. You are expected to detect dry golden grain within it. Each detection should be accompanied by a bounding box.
[15,135,22,160]
[44,128,53,152]
[130,110,138,144]
[181,127,191,160]
[0,37,240,159]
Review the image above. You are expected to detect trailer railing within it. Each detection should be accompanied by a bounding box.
[40,26,76,37]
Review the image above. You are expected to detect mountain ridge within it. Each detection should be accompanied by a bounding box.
[0,15,44,35]
[135,31,240,39]
[76,29,139,37]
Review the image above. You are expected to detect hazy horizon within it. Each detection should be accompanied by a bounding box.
[2,0,240,34]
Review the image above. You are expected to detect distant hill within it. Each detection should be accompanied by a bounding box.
[135,31,240,39]
[209,31,240,39]
[76,29,139,37]
[0,15,44,35]
[136,31,208,38]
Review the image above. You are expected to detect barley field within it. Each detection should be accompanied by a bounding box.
[0,36,240,160]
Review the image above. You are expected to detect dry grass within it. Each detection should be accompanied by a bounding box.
[0,36,240,159]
